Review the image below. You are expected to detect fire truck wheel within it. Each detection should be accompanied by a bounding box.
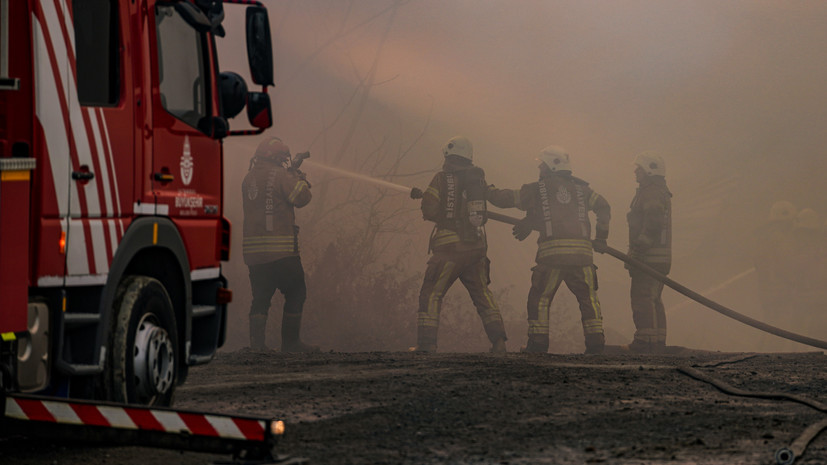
[109,276,179,406]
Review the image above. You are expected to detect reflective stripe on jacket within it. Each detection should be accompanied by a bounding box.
[242,156,311,265]
[489,172,610,266]
[421,158,488,254]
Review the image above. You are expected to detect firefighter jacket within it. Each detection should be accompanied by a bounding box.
[422,157,489,254]
[242,156,312,266]
[627,175,671,268]
[489,172,610,267]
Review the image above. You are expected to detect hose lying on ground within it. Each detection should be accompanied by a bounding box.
[485,209,827,464]
[775,418,827,465]
[678,366,827,465]
[485,210,827,351]
[677,366,827,412]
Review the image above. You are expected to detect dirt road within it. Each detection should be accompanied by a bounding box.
[2,349,826,464]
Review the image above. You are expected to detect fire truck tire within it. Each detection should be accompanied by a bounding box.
[108,275,179,406]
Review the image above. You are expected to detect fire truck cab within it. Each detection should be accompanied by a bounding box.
[0,0,273,405]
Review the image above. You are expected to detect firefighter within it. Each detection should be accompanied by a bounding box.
[409,136,508,353]
[488,146,610,354]
[625,152,671,354]
[752,201,796,329]
[788,208,825,329]
[242,137,319,352]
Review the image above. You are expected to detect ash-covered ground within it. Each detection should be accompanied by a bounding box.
[3,349,826,465]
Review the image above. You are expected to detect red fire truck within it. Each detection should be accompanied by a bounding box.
[0,0,273,408]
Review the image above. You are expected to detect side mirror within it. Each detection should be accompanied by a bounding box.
[246,6,274,86]
[219,72,248,119]
[246,92,272,129]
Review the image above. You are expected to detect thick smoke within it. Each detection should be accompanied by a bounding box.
[217,1,827,353]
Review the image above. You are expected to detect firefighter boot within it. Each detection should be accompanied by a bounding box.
[520,334,549,353]
[490,337,507,354]
[249,314,268,351]
[626,339,665,354]
[281,312,320,353]
[484,322,508,354]
[584,333,605,354]
[413,326,438,352]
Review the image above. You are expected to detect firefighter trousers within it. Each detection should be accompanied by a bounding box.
[629,266,668,348]
[525,264,604,352]
[248,255,307,318]
[417,251,507,349]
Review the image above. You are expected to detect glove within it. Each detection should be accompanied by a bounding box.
[592,228,608,253]
[410,187,424,199]
[512,217,533,241]
[295,169,311,188]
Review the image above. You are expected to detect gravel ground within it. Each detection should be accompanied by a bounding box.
[2,349,826,465]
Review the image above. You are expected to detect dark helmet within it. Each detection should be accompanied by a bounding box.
[255,137,290,160]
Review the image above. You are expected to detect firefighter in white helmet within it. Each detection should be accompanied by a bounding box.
[751,200,797,341]
[488,145,611,354]
[624,152,672,353]
[242,137,319,352]
[789,208,827,330]
[409,136,508,353]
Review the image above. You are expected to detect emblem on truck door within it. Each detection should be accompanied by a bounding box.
[180,136,193,186]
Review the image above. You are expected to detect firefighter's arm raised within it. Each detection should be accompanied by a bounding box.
[486,184,520,209]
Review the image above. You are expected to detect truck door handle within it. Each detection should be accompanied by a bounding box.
[71,169,95,181]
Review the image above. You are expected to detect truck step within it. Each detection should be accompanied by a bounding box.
[1,393,285,460]
[62,313,100,327]
[192,304,218,318]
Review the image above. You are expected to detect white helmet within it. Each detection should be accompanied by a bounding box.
[538,145,571,172]
[795,208,819,230]
[633,152,666,177]
[443,136,473,161]
[768,201,796,222]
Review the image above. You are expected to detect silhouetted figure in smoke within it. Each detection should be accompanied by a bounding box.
[410,136,508,353]
[787,208,827,337]
[488,146,611,354]
[624,152,672,354]
[752,201,797,335]
[242,137,319,352]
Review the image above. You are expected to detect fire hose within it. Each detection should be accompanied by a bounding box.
[402,188,827,462]
[678,366,827,465]
[484,209,827,462]
[484,210,827,351]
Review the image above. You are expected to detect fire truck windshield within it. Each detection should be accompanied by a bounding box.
[155,5,208,129]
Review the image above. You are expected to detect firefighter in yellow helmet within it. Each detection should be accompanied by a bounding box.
[242,137,319,352]
[625,152,672,354]
[488,146,611,354]
[409,136,508,353]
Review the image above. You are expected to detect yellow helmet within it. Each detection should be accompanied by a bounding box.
[768,201,796,222]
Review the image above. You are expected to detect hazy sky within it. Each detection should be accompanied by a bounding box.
[218,1,827,352]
